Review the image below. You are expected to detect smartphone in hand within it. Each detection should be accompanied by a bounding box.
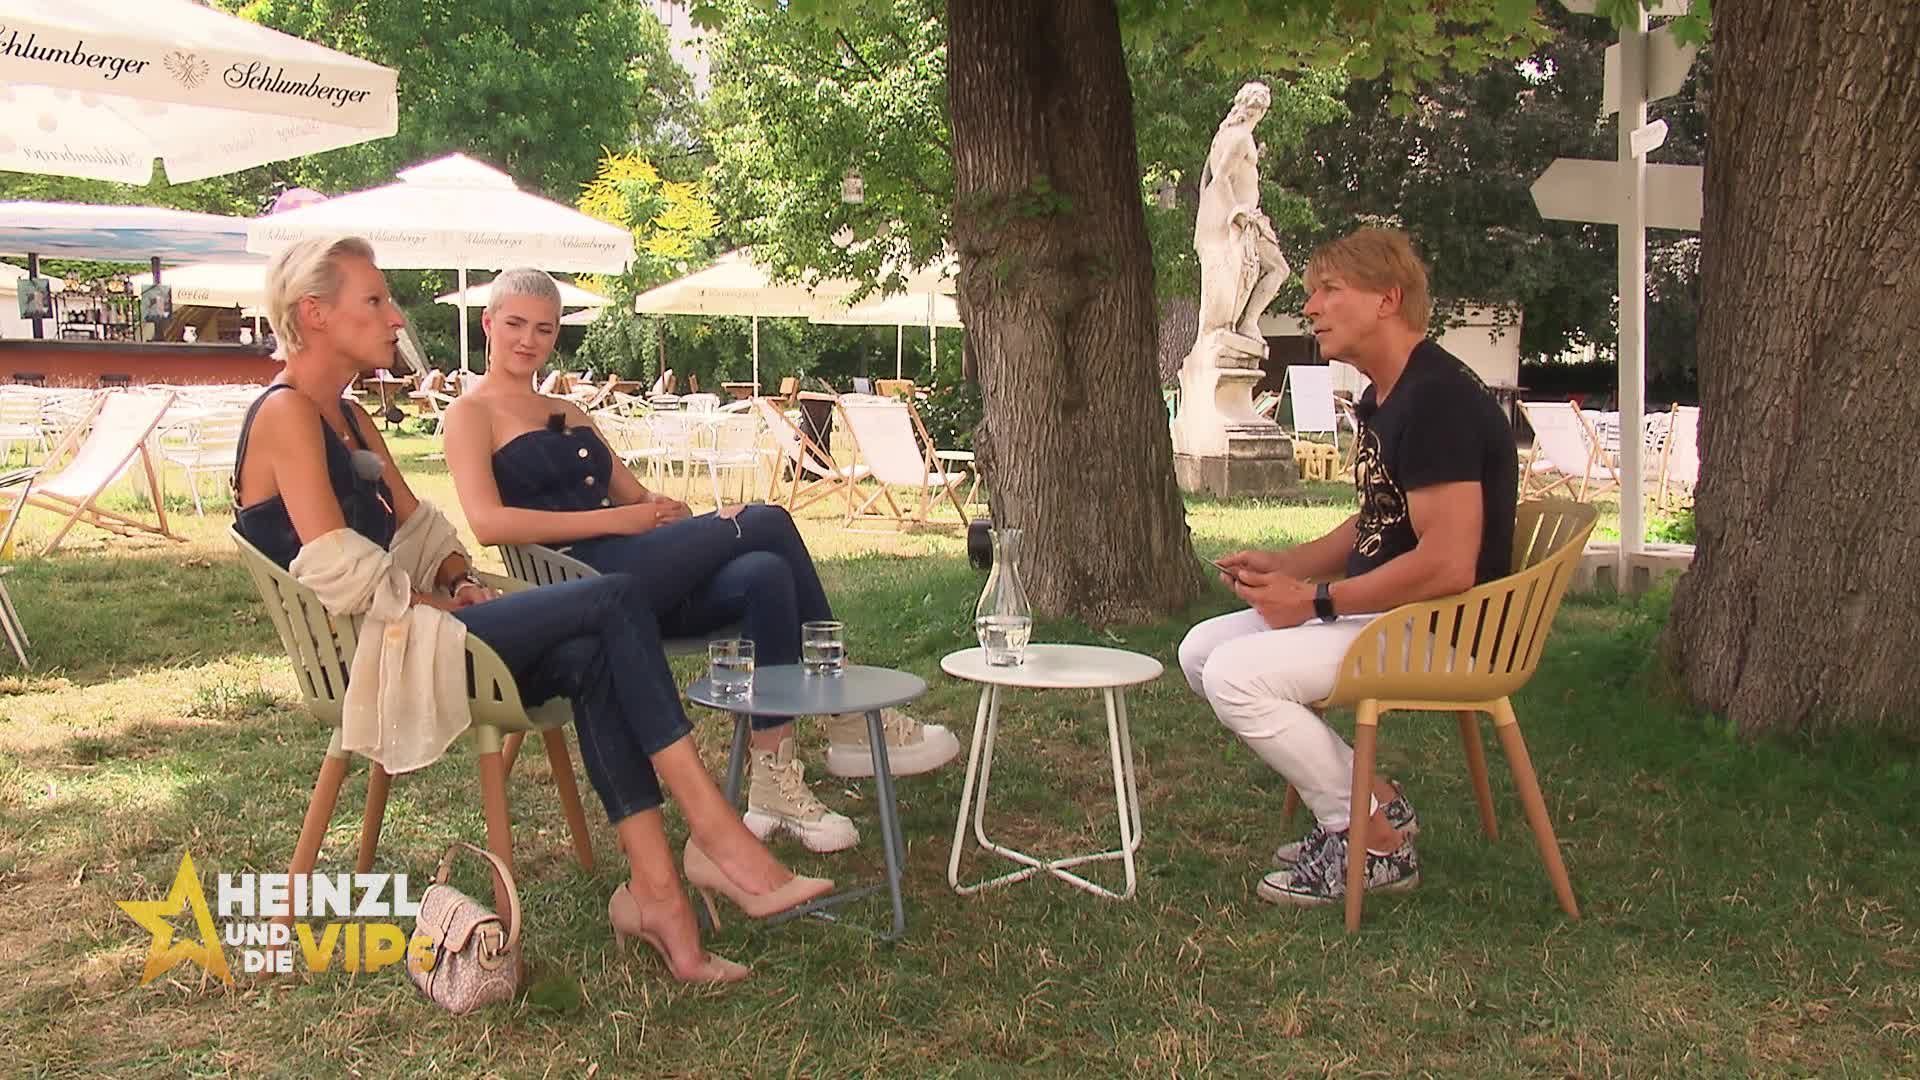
[1199,553,1246,586]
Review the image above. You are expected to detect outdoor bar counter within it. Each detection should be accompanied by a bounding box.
[0,340,279,387]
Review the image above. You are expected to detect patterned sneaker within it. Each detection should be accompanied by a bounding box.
[1272,823,1332,868]
[744,738,859,853]
[1272,782,1418,866]
[824,709,961,779]
[1255,831,1421,907]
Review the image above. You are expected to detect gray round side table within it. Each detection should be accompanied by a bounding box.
[688,663,928,942]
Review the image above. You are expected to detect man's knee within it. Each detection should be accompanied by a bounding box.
[1201,635,1323,712]
[1176,625,1214,691]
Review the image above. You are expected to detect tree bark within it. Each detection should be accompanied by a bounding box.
[947,0,1199,623]
[1663,0,1920,733]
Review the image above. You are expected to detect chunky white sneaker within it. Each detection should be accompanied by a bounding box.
[823,709,961,779]
[743,738,859,853]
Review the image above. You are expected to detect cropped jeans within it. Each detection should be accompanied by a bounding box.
[453,573,691,823]
[566,505,834,731]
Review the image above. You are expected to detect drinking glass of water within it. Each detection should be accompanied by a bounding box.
[707,638,755,701]
[801,620,846,675]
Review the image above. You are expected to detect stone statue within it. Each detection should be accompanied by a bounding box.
[1194,82,1290,342]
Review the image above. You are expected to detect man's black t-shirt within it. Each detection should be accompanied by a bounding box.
[1345,340,1519,584]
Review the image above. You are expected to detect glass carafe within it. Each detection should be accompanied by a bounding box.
[973,528,1033,666]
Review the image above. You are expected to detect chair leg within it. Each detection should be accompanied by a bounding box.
[476,747,516,902]
[1490,699,1579,919]
[541,728,596,871]
[1457,709,1499,840]
[292,749,352,880]
[1345,701,1380,933]
[355,762,393,874]
[500,731,525,775]
[1281,783,1300,826]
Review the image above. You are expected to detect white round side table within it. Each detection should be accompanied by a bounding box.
[941,643,1163,900]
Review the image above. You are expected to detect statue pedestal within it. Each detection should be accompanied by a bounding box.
[1171,329,1297,497]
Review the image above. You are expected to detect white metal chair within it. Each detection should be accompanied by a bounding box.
[687,410,765,506]
[836,396,970,528]
[157,408,244,515]
[0,388,50,465]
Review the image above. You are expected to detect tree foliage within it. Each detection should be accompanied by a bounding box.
[229,0,692,200]
[1270,6,1708,372]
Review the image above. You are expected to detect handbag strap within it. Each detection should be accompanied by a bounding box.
[434,841,522,955]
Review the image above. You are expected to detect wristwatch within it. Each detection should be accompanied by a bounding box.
[1313,581,1337,623]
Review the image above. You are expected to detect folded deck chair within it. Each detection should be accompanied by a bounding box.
[835,396,969,528]
[19,389,180,555]
[1655,405,1700,511]
[754,397,867,514]
[1517,401,1619,501]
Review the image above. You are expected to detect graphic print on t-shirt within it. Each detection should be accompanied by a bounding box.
[1351,426,1407,560]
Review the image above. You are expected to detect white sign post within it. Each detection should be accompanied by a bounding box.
[1531,2,1703,583]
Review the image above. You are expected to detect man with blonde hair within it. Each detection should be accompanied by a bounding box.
[1179,227,1518,908]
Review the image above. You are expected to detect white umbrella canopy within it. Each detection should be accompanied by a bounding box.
[0,0,397,184]
[633,248,862,394]
[130,260,268,311]
[435,278,611,310]
[811,291,962,328]
[559,307,601,326]
[248,153,636,369]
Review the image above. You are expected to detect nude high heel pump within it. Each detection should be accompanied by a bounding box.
[608,884,749,984]
[682,840,834,925]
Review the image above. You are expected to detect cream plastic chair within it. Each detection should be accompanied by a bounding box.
[231,528,599,883]
[754,397,867,514]
[493,541,739,770]
[1517,401,1619,501]
[836,396,969,528]
[1284,499,1598,931]
[13,389,179,555]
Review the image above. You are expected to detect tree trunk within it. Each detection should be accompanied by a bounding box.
[947,0,1199,623]
[1663,0,1920,733]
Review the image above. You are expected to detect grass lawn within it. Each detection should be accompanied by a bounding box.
[0,428,1914,1077]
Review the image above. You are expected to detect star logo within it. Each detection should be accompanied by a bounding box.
[116,852,232,986]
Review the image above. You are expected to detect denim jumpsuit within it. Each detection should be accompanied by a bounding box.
[491,413,835,731]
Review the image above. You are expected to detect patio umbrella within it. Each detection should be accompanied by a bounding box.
[811,291,963,381]
[632,249,860,397]
[0,201,251,262]
[0,0,396,184]
[247,153,636,370]
[130,260,268,311]
[435,278,612,311]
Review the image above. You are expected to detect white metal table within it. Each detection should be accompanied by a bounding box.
[941,643,1162,900]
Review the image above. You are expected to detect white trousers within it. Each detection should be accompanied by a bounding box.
[1179,608,1372,830]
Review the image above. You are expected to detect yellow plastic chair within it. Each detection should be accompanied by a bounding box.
[231,528,598,887]
[1285,499,1598,931]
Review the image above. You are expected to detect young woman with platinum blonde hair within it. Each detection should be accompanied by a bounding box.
[442,267,961,861]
